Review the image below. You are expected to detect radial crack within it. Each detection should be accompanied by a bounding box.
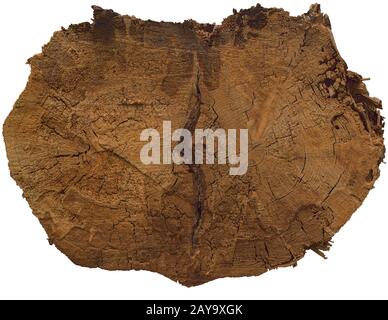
[184,58,205,247]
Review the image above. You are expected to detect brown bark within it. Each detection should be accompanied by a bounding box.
[3,4,384,286]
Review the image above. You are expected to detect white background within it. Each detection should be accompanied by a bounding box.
[0,0,387,300]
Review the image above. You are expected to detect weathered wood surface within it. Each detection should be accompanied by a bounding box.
[3,4,384,286]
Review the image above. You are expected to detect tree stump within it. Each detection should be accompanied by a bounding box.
[3,4,384,286]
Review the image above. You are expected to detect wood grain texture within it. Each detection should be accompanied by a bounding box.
[3,4,384,286]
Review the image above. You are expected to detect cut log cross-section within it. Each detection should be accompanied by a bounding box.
[3,4,384,286]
